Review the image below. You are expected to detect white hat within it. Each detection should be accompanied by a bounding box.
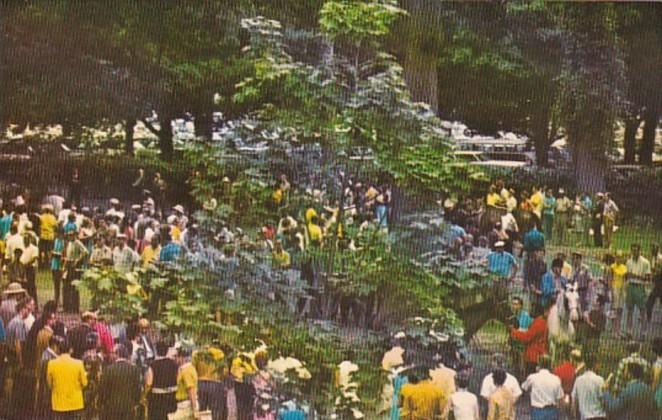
[494,241,506,248]
[131,204,141,210]
[14,196,25,206]
[558,188,565,194]
[109,198,120,205]
[173,204,184,213]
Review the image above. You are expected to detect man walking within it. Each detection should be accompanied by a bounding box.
[521,355,564,420]
[62,230,88,313]
[571,353,606,420]
[98,344,142,420]
[591,194,605,247]
[47,338,88,419]
[554,189,572,245]
[602,193,619,249]
[624,244,651,335]
[646,261,662,327]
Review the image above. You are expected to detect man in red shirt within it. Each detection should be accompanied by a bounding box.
[510,302,551,376]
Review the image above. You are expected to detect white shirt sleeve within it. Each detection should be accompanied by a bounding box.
[508,374,523,399]
[522,375,532,392]
[480,375,492,400]
[556,380,564,401]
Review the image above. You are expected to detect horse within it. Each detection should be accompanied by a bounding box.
[547,282,581,363]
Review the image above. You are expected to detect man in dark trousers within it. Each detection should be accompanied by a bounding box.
[592,193,605,247]
[98,344,142,420]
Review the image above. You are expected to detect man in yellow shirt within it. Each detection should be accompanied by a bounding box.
[530,186,544,220]
[141,235,161,268]
[307,215,323,247]
[400,367,448,419]
[47,339,88,417]
[39,204,58,268]
[486,185,505,209]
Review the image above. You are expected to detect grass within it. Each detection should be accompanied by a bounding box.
[548,222,661,261]
[36,268,91,311]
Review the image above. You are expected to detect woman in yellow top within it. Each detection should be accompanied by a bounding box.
[609,251,628,336]
[193,347,226,419]
[272,241,291,269]
[175,345,199,418]
[305,208,318,225]
[39,205,58,267]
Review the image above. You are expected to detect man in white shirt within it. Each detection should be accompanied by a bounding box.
[4,225,24,261]
[447,374,479,420]
[19,235,39,306]
[522,355,564,420]
[480,353,522,402]
[105,198,125,223]
[57,204,73,225]
[571,353,606,420]
[113,235,139,274]
[625,243,652,333]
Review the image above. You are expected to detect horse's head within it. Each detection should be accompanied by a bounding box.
[563,283,581,322]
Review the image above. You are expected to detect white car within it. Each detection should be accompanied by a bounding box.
[469,152,533,169]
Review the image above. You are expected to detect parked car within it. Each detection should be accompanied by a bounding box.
[452,150,487,163]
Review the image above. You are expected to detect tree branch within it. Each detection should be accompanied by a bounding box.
[141,119,161,137]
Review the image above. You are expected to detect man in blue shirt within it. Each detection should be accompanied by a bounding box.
[523,225,545,254]
[487,241,518,279]
[604,363,657,419]
[539,258,566,308]
[159,233,182,264]
[0,206,13,241]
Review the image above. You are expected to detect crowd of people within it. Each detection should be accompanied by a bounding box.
[0,172,396,420]
[0,170,660,419]
[418,179,662,419]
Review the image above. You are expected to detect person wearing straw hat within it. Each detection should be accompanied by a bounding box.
[0,282,27,328]
[172,205,187,230]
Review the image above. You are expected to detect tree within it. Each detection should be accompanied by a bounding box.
[557,3,626,192]
[398,1,563,166]
[1,1,255,158]
[617,3,662,165]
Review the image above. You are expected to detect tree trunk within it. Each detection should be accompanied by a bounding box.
[623,117,639,164]
[194,111,214,141]
[125,117,136,156]
[531,113,551,167]
[403,49,438,114]
[640,109,658,165]
[571,136,607,193]
[159,117,174,161]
